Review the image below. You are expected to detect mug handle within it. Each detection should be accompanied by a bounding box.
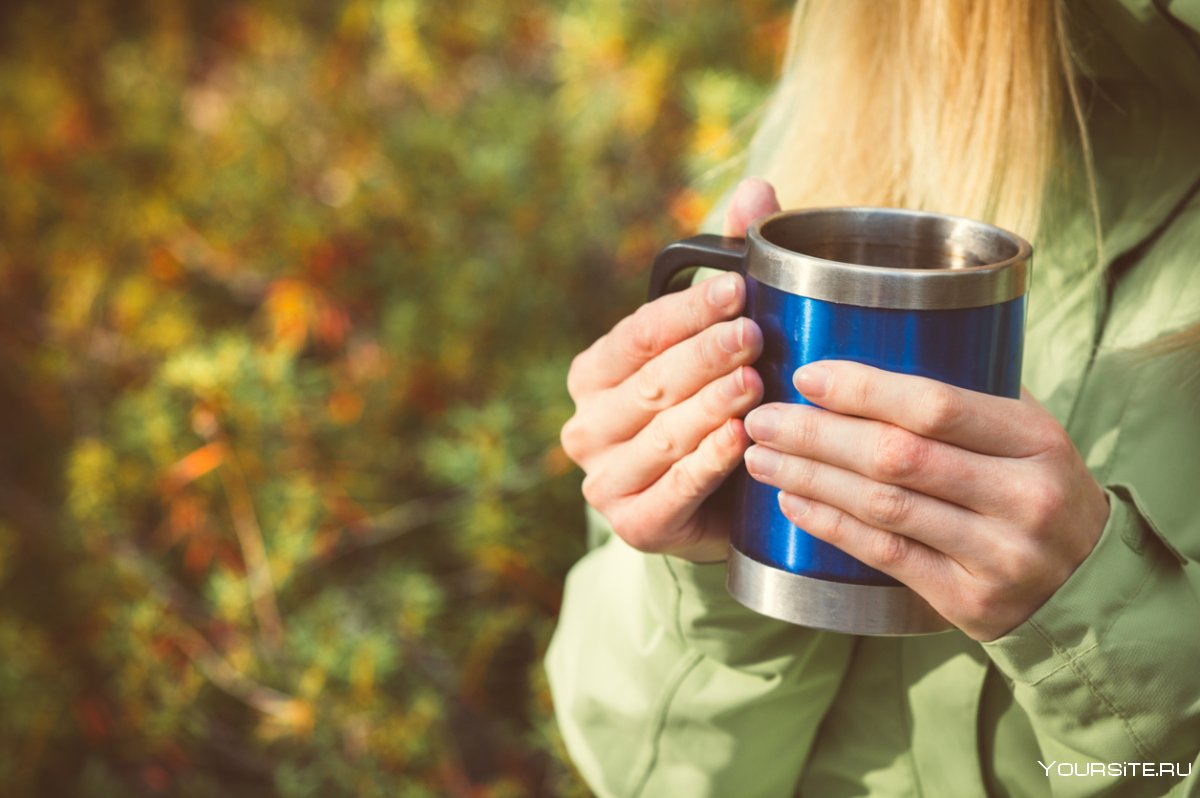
[648,234,748,301]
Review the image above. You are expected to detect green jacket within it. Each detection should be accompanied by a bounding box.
[546,2,1200,796]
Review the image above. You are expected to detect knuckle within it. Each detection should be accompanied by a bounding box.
[873,426,928,481]
[994,540,1035,585]
[559,415,587,461]
[793,408,822,451]
[668,460,706,502]
[625,307,661,361]
[792,456,820,492]
[866,484,912,527]
[1025,478,1065,527]
[580,472,603,508]
[874,532,912,569]
[691,331,715,372]
[980,536,1020,585]
[712,419,747,461]
[633,362,669,410]
[698,385,742,432]
[917,385,965,437]
[674,450,728,502]
[684,287,708,331]
[646,412,681,458]
[851,372,875,410]
[1038,422,1071,456]
[698,378,728,421]
[566,351,589,400]
[692,329,721,372]
[822,508,849,545]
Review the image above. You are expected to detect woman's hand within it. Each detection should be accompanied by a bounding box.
[560,179,780,563]
[743,361,1111,641]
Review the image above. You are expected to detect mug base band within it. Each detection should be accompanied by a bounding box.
[726,547,953,636]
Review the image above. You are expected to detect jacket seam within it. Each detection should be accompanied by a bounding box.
[1026,559,1156,759]
[628,651,705,798]
[624,555,703,797]
[1020,640,1100,686]
[661,555,690,644]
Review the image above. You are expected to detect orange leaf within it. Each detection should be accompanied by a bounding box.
[184,535,217,575]
[669,188,710,233]
[161,442,227,494]
[327,390,364,425]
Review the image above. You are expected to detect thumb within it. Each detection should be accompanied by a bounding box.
[723,178,781,236]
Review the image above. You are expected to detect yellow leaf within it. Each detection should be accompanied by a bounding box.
[349,644,376,702]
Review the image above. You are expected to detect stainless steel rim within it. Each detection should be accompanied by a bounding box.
[726,547,953,636]
[746,207,1032,310]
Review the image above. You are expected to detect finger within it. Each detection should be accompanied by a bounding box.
[776,491,955,596]
[603,419,751,555]
[745,446,983,563]
[791,361,1056,458]
[588,366,763,501]
[569,272,747,397]
[723,178,781,236]
[744,403,1010,515]
[579,316,763,445]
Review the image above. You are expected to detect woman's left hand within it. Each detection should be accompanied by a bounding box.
[742,360,1111,642]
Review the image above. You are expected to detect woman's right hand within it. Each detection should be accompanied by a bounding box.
[559,179,780,562]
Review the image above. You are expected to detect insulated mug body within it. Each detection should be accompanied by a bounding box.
[648,208,1031,636]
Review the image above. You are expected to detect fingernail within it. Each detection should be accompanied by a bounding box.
[779,492,810,518]
[722,368,746,398]
[795,364,831,397]
[744,406,778,441]
[708,275,739,308]
[719,319,743,353]
[744,445,781,477]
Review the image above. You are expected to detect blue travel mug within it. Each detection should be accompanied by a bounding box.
[648,207,1031,635]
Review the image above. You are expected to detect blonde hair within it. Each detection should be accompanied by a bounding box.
[738,0,1200,351]
[748,0,1087,244]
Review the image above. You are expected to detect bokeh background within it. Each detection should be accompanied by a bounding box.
[0,1,787,795]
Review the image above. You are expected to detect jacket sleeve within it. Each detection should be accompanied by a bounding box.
[545,507,854,798]
[978,325,1200,796]
[981,484,1200,797]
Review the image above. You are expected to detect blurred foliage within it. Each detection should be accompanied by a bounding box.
[0,0,786,795]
